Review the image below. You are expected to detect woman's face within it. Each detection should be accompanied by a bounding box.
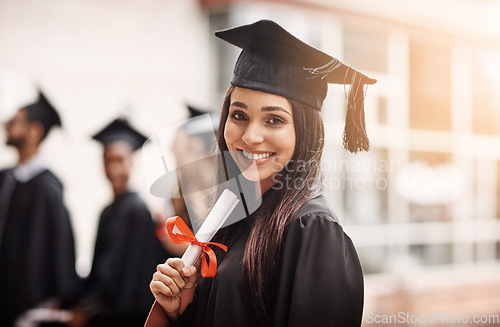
[224,87,296,193]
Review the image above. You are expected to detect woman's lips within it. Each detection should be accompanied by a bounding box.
[236,149,276,165]
[241,150,275,160]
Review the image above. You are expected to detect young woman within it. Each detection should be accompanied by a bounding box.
[147,19,376,327]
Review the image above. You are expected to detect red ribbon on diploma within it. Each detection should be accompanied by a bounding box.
[165,216,227,277]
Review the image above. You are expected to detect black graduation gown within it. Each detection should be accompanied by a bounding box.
[173,195,364,327]
[0,168,81,327]
[83,191,170,327]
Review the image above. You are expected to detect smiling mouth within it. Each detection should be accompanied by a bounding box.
[240,150,275,160]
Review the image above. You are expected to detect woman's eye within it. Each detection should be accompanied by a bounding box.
[267,117,285,125]
[231,112,247,121]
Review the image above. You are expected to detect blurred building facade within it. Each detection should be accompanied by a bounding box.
[1,0,500,325]
[201,0,500,325]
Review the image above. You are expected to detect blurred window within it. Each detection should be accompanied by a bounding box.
[472,47,500,135]
[498,161,500,219]
[344,24,388,73]
[342,148,390,225]
[409,35,452,131]
[410,243,453,266]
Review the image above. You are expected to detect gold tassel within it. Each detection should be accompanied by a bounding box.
[343,76,370,153]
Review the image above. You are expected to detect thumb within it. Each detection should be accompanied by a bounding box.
[182,265,196,277]
[181,265,198,287]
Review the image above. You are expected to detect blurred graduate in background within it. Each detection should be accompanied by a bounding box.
[70,118,170,327]
[0,90,81,327]
[153,105,219,256]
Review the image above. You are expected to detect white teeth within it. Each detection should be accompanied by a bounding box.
[242,150,273,160]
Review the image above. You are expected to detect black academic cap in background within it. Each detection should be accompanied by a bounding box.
[24,90,62,137]
[187,105,205,118]
[182,104,219,134]
[92,118,147,151]
[181,104,220,153]
[215,19,377,153]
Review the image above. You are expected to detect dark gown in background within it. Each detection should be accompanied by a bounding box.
[172,195,364,327]
[82,191,170,327]
[0,168,81,327]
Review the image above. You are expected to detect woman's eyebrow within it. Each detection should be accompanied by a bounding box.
[230,101,247,109]
[262,106,292,116]
[230,101,292,116]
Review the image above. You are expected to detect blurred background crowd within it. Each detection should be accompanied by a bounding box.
[1,0,500,326]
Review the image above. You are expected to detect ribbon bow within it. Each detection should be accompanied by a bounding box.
[165,216,227,277]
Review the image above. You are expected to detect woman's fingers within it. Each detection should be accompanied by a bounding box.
[152,258,198,297]
[181,265,198,289]
[150,278,173,297]
[167,258,188,283]
[150,258,198,321]
[152,272,180,298]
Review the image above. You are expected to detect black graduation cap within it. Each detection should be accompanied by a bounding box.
[182,104,219,133]
[24,90,62,137]
[181,104,220,153]
[215,19,377,153]
[187,105,205,118]
[92,117,147,151]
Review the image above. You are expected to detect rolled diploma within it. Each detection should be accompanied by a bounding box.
[181,189,239,266]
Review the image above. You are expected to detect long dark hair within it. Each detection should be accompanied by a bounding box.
[215,86,325,325]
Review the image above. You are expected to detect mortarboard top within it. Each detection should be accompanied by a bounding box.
[92,117,147,151]
[181,104,220,135]
[187,105,206,119]
[181,104,220,153]
[215,19,377,153]
[24,90,62,136]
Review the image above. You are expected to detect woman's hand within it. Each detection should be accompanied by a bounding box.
[150,258,198,322]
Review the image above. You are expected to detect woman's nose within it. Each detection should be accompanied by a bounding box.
[241,123,264,145]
